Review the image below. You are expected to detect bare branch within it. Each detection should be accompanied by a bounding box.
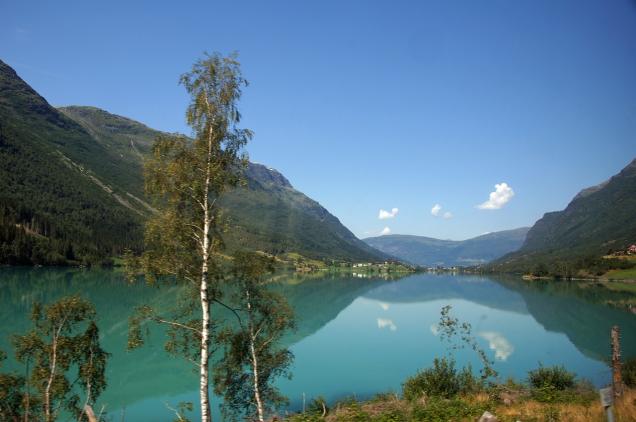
[153,318,202,335]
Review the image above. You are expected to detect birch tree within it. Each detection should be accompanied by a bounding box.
[214,252,294,422]
[5,296,108,422]
[127,52,251,422]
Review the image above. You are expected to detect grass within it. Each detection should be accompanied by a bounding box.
[285,360,635,422]
[604,280,636,294]
[285,388,636,422]
[604,268,636,282]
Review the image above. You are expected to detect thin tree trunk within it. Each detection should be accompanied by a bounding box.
[23,359,30,422]
[199,220,211,422]
[44,332,60,422]
[45,316,68,422]
[79,348,94,422]
[199,118,214,422]
[246,291,265,422]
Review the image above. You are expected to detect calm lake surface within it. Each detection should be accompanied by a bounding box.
[1,268,635,421]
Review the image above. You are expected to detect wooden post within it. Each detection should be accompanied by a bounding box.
[611,325,623,397]
[599,387,615,422]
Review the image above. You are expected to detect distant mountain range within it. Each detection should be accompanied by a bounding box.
[363,227,529,267]
[0,60,384,265]
[492,158,636,273]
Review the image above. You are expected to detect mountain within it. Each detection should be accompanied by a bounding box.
[59,106,385,262]
[363,227,529,267]
[0,61,145,265]
[0,60,384,265]
[491,159,636,273]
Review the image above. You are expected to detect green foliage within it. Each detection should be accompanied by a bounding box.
[0,296,108,421]
[128,52,265,422]
[437,305,498,380]
[411,396,489,422]
[402,357,478,400]
[528,365,575,391]
[169,401,193,422]
[526,365,597,404]
[306,395,329,416]
[622,356,636,387]
[370,409,407,422]
[214,251,295,421]
[285,414,325,422]
[0,349,28,422]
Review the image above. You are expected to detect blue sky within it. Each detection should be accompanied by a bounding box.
[3,0,636,240]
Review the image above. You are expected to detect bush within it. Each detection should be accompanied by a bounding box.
[402,358,478,400]
[624,357,636,387]
[528,365,576,390]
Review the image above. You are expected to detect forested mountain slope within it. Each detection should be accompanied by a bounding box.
[491,159,636,273]
[0,60,384,264]
[0,60,144,265]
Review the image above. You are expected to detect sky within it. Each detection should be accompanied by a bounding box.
[2,0,636,240]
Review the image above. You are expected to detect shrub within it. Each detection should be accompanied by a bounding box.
[528,365,576,390]
[402,357,478,400]
[624,357,636,387]
[403,358,459,400]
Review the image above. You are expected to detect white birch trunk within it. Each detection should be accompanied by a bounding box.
[44,338,56,422]
[199,113,215,422]
[45,322,64,422]
[246,291,265,422]
[199,196,212,422]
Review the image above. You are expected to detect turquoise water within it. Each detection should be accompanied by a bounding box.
[1,268,635,421]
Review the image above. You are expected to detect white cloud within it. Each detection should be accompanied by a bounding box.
[430,324,440,336]
[379,208,399,219]
[477,183,515,210]
[431,204,453,220]
[380,227,391,236]
[431,204,442,216]
[377,318,397,331]
[478,331,514,361]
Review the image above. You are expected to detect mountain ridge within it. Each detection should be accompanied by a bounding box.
[364,227,529,267]
[491,158,636,273]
